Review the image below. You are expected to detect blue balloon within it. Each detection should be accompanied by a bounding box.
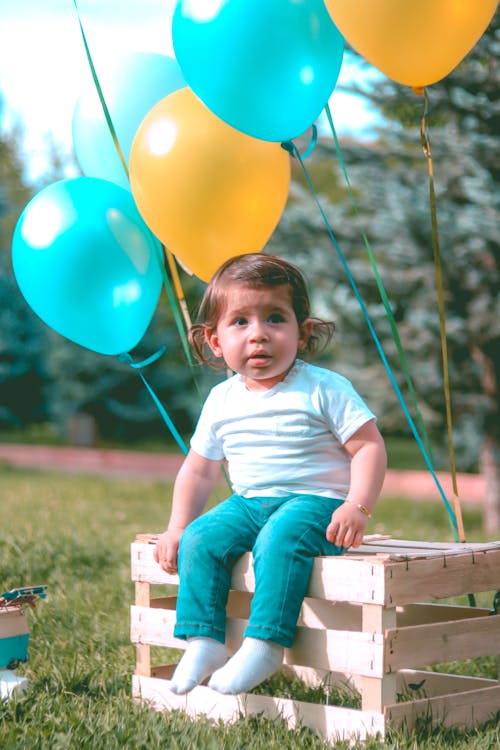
[12,177,163,355]
[72,53,185,190]
[172,0,344,142]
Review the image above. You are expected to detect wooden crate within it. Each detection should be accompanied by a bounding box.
[0,606,29,669]
[131,534,500,742]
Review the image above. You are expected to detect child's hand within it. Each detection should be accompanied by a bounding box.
[153,526,184,574]
[326,502,369,549]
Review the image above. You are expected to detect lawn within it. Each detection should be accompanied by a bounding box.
[1,466,499,749]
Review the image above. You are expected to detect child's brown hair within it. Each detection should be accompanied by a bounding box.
[189,253,335,368]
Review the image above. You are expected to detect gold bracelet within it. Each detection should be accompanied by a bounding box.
[347,502,372,519]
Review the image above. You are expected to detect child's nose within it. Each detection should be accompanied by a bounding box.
[249,320,268,341]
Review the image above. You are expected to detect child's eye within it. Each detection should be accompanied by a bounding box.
[233,317,247,326]
[268,313,285,323]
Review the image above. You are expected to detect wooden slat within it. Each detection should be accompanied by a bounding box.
[132,539,500,607]
[130,604,385,677]
[135,533,500,554]
[395,602,491,627]
[134,644,151,677]
[386,684,500,731]
[0,608,29,638]
[135,581,150,607]
[360,604,397,712]
[132,674,386,742]
[384,547,500,606]
[358,539,500,553]
[132,541,388,604]
[385,613,500,672]
[299,599,361,630]
[397,669,498,698]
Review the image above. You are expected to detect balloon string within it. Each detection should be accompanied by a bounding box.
[153,243,194,368]
[119,350,188,455]
[73,1,197,381]
[282,139,459,540]
[153,245,208,405]
[121,346,167,369]
[299,125,318,160]
[324,103,435,465]
[165,247,193,330]
[420,89,466,544]
[72,0,129,181]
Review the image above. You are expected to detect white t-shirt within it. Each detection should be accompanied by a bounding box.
[190,359,376,500]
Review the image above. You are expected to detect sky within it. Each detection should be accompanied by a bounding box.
[0,0,382,182]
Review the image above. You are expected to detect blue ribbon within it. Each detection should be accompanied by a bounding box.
[283,141,458,537]
[119,348,188,455]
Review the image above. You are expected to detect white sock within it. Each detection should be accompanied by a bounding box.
[207,637,283,694]
[168,637,228,694]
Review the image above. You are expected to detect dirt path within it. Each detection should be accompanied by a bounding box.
[0,443,484,505]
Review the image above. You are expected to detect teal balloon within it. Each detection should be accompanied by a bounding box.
[172,0,344,142]
[12,177,163,355]
[72,53,185,190]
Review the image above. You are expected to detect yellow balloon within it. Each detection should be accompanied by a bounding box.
[129,88,291,282]
[323,0,498,88]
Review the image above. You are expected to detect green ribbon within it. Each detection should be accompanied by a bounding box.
[119,348,188,455]
[282,137,459,540]
[73,1,202,397]
[420,90,464,538]
[324,103,435,466]
[72,0,128,181]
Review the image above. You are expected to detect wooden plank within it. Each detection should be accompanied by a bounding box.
[397,669,498,698]
[147,593,363,632]
[132,674,386,742]
[299,599,361,630]
[143,664,499,702]
[135,533,500,554]
[386,685,500,731]
[361,605,397,712]
[0,608,29,638]
[232,553,388,604]
[300,600,489,632]
[131,604,385,677]
[135,581,150,607]
[131,543,179,586]
[132,542,388,604]
[132,540,500,608]
[359,539,500,553]
[385,614,500,672]
[384,547,500,606]
[135,644,151,677]
[395,602,491,627]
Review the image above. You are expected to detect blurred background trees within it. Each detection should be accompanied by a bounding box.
[0,11,498,527]
[268,11,499,528]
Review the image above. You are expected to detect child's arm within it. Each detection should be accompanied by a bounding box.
[154,449,222,573]
[326,419,387,549]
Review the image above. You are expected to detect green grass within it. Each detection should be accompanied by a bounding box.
[1,466,499,749]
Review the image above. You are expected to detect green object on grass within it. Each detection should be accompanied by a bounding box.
[0,634,29,669]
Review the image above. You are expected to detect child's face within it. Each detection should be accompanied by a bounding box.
[206,283,312,391]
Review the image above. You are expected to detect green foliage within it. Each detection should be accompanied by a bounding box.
[40,280,207,443]
[268,14,499,479]
[0,107,213,443]
[0,107,45,429]
[0,467,498,748]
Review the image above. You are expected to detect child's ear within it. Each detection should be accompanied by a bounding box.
[298,318,314,351]
[205,328,223,359]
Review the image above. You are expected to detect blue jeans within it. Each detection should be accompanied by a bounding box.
[174,493,345,648]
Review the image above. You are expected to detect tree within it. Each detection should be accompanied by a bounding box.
[348,13,499,530]
[269,13,499,529]
[0,104,47,428]
[42,274,208,447]
[0,94,206,446]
